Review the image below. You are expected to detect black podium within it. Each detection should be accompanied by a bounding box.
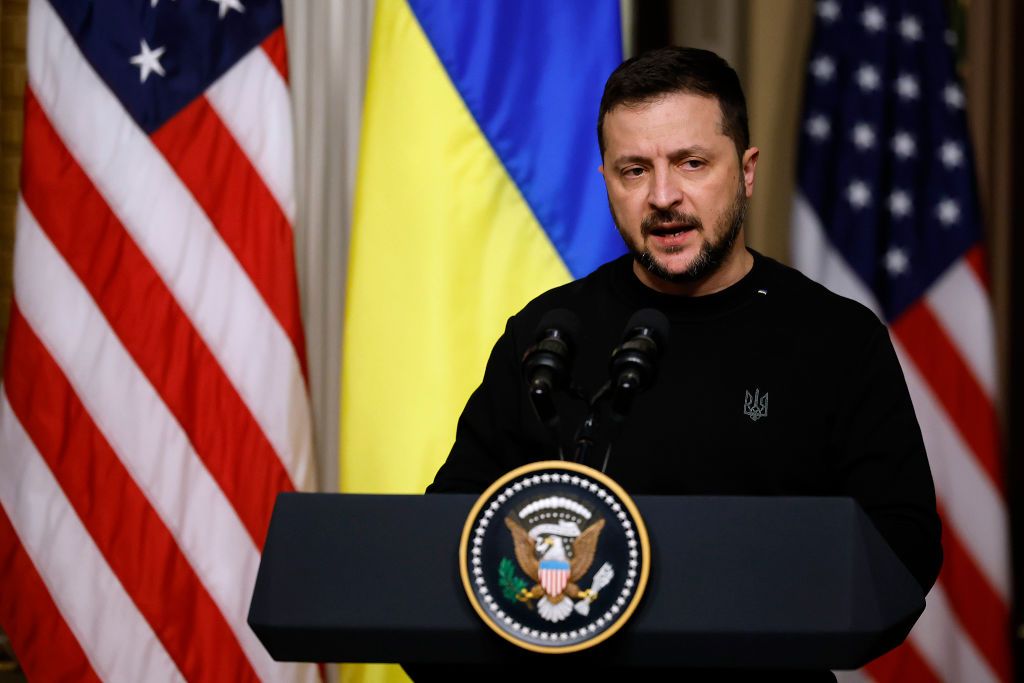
[247,493,923,669]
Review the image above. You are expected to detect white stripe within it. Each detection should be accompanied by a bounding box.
[13,201,314,683]
[909,583,1000,683]
[0,393,184,683]
[790,193,883,318]
[834,670,871,683]
[206,42,296,223]
[26,0,313,493]
[893,338,1010,601]
[925,258,997,401]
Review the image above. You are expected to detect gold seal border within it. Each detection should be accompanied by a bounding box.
[458,460,651,655]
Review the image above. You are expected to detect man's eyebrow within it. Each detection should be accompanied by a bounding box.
[612,146,717,167]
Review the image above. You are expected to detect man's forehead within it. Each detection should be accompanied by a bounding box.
[602,92,729,152]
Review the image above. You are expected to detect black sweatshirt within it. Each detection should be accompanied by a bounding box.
[429,250,942,592]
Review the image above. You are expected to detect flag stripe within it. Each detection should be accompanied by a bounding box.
[0,507,101,683]
[261,26,289,83]
[964,245,990,289]
[864,640,940,683]
[27,0,313,493]
[0,392,184,683]
[908,583,1000,683]
[3,307,260,683]
[151,93,308,378]
[936,504,1012,680]
[11,199,305,683]
[206,41,296,224]
[891,300,1002,489]
[893,339,1010,600]
[925,258,997,400]
[21,89,293,548]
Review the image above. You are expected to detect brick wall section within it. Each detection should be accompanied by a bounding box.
[0,0,26,378]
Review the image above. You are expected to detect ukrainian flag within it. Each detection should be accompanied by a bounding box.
[340,0,622,674]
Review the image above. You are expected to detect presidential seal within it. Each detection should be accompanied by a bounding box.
[459,461,650,654]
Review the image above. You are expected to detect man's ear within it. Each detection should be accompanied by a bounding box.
[741,147,759,198]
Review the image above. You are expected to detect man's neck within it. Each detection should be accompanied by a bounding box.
[633,244,755,297]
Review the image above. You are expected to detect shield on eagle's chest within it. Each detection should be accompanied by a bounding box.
[539,559,570,597]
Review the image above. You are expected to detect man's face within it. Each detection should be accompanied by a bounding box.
[600,92,758,294]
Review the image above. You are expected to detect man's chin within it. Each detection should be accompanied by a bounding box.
[635,250,708,284]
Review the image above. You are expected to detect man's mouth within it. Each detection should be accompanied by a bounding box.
[647,223,696,238]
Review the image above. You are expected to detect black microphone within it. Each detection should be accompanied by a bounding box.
[521,309,581,431]
[609,308,669,417]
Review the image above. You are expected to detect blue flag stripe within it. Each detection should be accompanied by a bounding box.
[406,0,626,278]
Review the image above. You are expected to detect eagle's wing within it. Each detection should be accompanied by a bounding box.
[505,516,539,580]
[569,518,606,581]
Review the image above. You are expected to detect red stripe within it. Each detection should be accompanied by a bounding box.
[20,89,293,547]
[262,26,289,83]
[935,504,1012,681]
[891,300,1003,490]
[3,308,260,683]
[964,244,990,290]
[865,640,940,683]
[150,92,308,377]
[0,502,101,683]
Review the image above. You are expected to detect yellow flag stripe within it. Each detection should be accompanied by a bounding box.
[341,0,571,496]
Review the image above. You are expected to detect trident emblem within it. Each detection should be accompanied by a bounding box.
[743,388,768,422]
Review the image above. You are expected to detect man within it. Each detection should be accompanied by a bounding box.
[423,46,942,678]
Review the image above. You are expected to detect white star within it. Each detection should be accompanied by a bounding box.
[885,247,909,276]
[851,122,876,150]
[846,180,872,209]
[861,5,887,33]
[891,131,916,159]
[209,0,245,19]
[855,64,881,92]
[888,190,913,218]
[806,114,831,141]
[129,39,166,83]
[936,198,960,226]
[898,15,923,41]
[939,140,964,168]
[810,55,836,82]
[894,73,920,100]
[944,83,965,109]
[817,0,841,23]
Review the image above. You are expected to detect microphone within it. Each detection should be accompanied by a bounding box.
[609,308,669,417]
[521,309,581,431]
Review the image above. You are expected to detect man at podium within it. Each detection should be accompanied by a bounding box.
[413,47,942,681]
[428,46,942,601]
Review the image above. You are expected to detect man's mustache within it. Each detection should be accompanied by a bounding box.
[640,209,703,235]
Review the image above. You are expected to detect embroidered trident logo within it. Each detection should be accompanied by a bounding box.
[743,388,768,422]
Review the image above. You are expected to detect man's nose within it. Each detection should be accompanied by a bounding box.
[647,169,683,210]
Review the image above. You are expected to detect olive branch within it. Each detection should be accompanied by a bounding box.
[498,557,528,602]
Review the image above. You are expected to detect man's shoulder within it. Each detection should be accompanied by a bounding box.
[512,256,628,327]
[756,253,886,340]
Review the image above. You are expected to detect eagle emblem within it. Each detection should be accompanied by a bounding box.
[460,461,648,653]
[504,496,611,622]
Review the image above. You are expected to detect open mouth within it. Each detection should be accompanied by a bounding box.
[648,224,695,238]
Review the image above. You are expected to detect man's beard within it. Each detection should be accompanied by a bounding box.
[614,183,747,284]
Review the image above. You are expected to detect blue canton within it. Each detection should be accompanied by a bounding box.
[796,0,982,321]
[48,0,282,134]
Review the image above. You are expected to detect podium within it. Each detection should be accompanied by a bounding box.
[247,493,923,669]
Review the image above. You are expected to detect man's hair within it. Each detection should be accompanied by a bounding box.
[598,46,750,159]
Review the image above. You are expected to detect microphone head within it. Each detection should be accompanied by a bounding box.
[621,308,669,349]
[534,308,582,347]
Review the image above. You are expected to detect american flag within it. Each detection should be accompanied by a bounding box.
[792,1,1009,681]
[0,0,316,681]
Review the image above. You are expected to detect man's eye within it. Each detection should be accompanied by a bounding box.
[682,159,705,169]
[623,167,645,177]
